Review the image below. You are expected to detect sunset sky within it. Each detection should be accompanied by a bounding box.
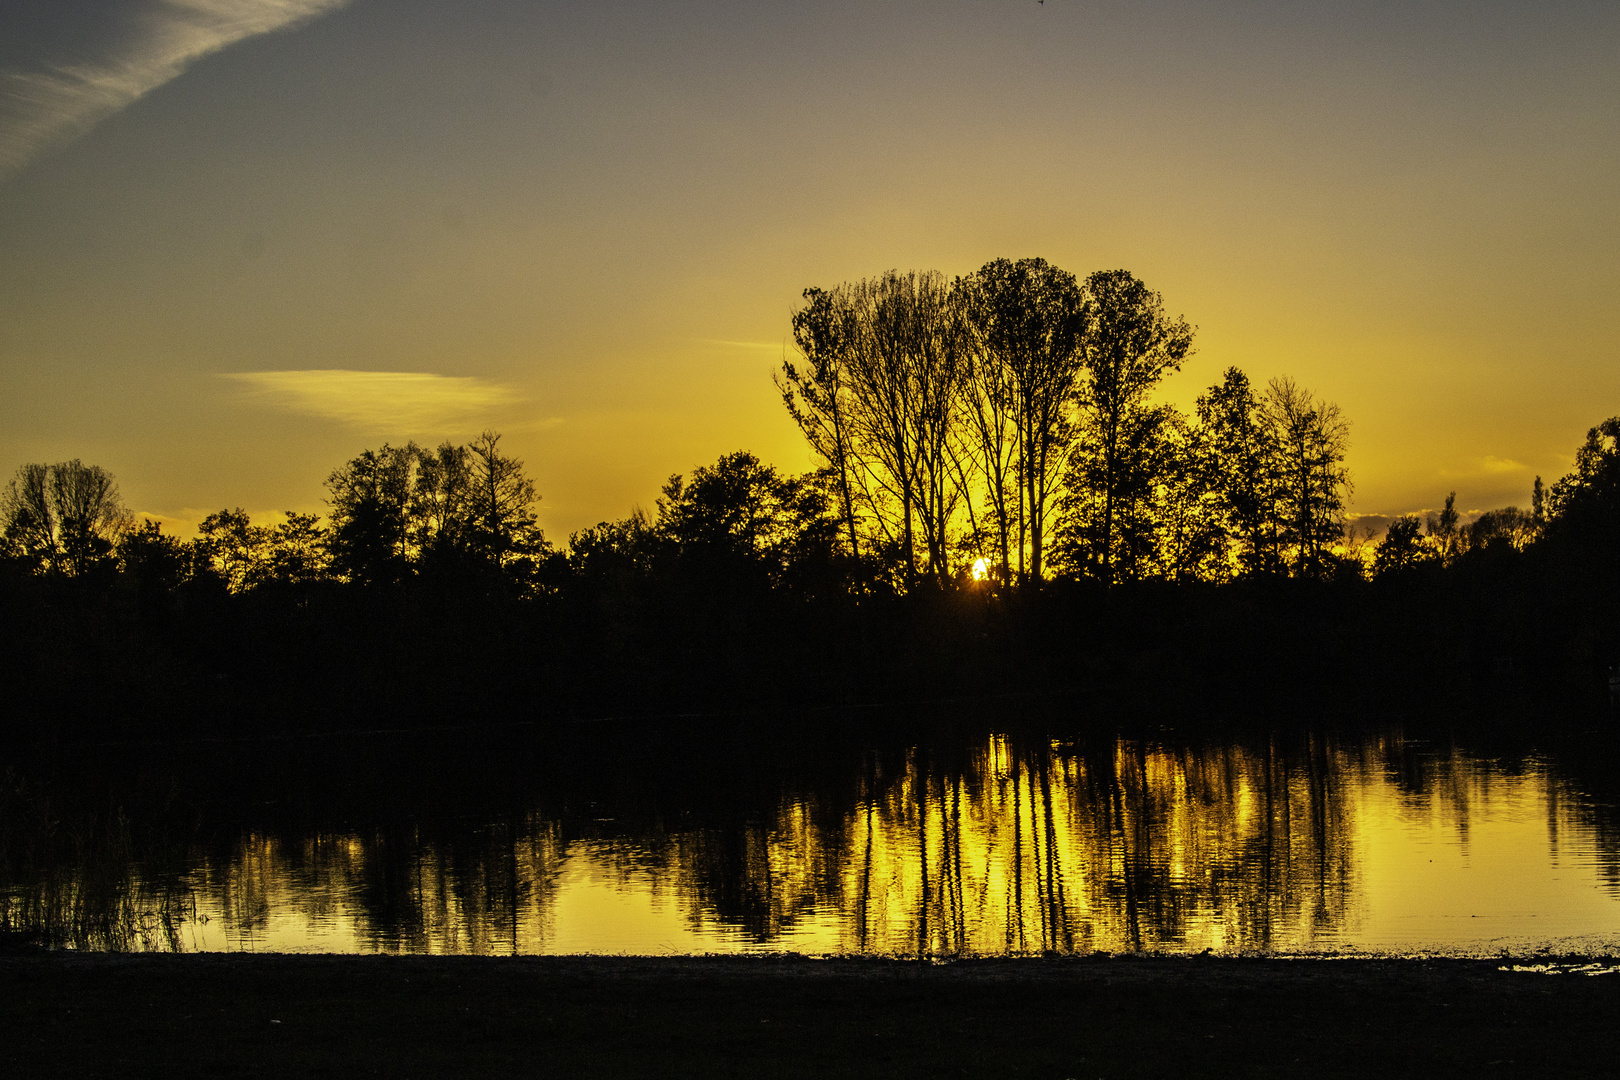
[2,0,1616,541]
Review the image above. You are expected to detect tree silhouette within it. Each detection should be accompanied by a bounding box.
[1465,507,1535,553]
[1545,417,1620,544]
[1151,412,1227,582]
[786,271,972,587]
[850,271,969,586]
[114,519,190,596]
[960,258,1088,584]
[0,460,132,576]
[194,508,270,592]
[781,287,863,563]
[1425,492,1463,566]
[411,441,474,560]
[265,512,329,585]
[1056,402,1178,581]
[464,431,547,579]
[326,444,419,586]
[1372,516,1433,575]
[649,450,840,599]
[779,263,1374,589]
[1197,368,1283,577]
[1074,270,1194,585]
[1263,377,1351,578]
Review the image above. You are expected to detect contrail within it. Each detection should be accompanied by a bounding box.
[0,0,351,179]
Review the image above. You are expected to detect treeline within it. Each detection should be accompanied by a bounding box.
[781,262,1355,586]
[0,434,866,733]
[2,263,1618,736]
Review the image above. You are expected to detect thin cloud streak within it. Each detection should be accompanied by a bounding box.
[0,0,350,178]
[1437,455,1532,481]
[699,339,789,352]
[222,370,524,435]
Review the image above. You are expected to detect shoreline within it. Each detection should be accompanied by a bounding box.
[6,953,1618,1077]
[8,948,1620,968]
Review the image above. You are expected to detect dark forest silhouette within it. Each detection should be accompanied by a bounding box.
[3,260,1619,736]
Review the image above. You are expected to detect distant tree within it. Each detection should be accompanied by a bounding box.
[947,283,1017,585]
[959,258,1089,584]
[1465,507,1536,553]
[1,463,60,571]
[568,512,656,588]
[658,451,784,557]
[325,444,420,585]
[1425,493,1463,566]
[647,454,848,614]
[1341,518,1381,570]
[869,270,969,586]
[191,509,329,591]
[780,287,863,562]
[322,433,546,588]
[1372,515,1434,575]
[0,460,132,576]
[797,271,970,586]
[1262,377,1351,578]
[777,467,847,579]
[464,431,548,579]
[1196,368,1283,577]
[115,519,191,594]
[1151,412,1227,582]
[265,512,330,585]
[1055,403,1176,581]
[1544,417,1620,544]
[411,441,473,557]
[1074,270,1195,585]
[655,451,834,577]
[194,508,271,592]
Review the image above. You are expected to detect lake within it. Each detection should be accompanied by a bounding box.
[4,711,1618,957]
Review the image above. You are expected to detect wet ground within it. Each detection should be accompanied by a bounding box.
[4,953,1618,1077]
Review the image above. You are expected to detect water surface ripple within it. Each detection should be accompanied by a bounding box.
[4,725,1618,956]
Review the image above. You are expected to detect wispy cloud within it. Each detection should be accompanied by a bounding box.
[1475,455,1527,475]
[1,0,350,178]
[1437,454,1530,481]
[222,370,524,435]
[699,339,788,352]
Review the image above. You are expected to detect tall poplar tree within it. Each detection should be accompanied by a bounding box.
[1073,270,1194,584]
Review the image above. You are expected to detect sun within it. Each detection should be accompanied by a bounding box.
[970,557,989,582]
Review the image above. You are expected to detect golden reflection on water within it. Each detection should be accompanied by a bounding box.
[190,818,570,954]
[738,735,1360,956]
[8,733,1620,956]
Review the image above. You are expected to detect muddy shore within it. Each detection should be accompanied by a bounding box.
[4,953,1617,1078]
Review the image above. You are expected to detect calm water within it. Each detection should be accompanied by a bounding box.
[4,719,1619,957]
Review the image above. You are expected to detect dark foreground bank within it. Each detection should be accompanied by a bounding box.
[3,954,1617,1078]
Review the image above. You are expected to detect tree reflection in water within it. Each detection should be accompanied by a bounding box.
[3,727,1618,955]
[195,818,569,954]
[680,734,1360,956]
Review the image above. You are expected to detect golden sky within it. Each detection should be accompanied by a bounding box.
[2,0,1616,540]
